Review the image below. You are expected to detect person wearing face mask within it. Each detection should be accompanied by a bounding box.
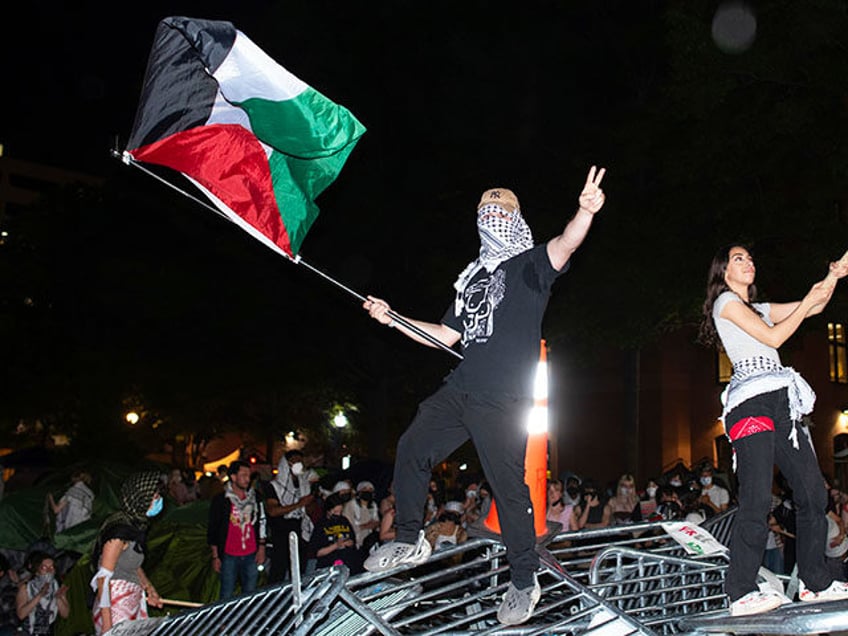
[362,168,607,627]
[574,481,611,530]
[342,482,380,553]
[262,450,314,584]
[309,494,363,574]
[15,553,68,636]
[606,474,641,526]
[697,465,730,515]
[640,478,659,519]
[90,471,164,634]
[561,475,582,507]
[425,501,469,554]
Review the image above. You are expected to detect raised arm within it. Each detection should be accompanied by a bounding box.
[547,166,607,271]
[364,296,461,349]
[721,278,838,349]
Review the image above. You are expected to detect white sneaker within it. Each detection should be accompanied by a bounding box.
[363,530,432,572]
[729,589,788,616]
[799,579,848,603]
[497,573,542,625]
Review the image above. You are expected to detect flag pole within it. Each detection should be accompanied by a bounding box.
[112,150,464,361]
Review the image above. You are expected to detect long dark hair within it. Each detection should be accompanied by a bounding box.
[698,243,759,348]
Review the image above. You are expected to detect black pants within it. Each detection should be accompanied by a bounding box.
[725,389,831,601]
[268,518,304,583]
[393,383,539,589]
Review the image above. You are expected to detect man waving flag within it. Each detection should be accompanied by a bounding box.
[125,16,366,258]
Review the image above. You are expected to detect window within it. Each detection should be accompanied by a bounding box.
[828,322,847,384]
[717,350,732,384]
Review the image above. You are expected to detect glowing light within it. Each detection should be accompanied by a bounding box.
[332,413,349,428]
[459,463,468,471]
[526,355,549,434]
[125,411,139,425]
[341,454,351,470]
[711,1,757,54]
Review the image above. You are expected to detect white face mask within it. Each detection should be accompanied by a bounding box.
[620,487,633,496]
[700,476,712,486]
[290,462,304,476]
[670,479,682,488]
[646,486,657,498]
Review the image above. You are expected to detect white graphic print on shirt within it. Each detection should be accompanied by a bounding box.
[461,269,505,346]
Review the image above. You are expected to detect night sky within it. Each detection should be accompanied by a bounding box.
[3,1,847,457]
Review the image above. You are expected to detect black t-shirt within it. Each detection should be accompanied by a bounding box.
[309,514,362,572]
[441,244,566,397]
[261,480,302,541]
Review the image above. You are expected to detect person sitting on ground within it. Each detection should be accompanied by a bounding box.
[652,485,684,521]
[546,479,576,533]
[461,480,483,526]
[606,473,641,526]
[698,465,730,515]
[342,481,381,553]
[424,501,468,552]
[47,470,95,534]
[574,481,610,530]
[640,478,659,519]
[309,493,363,574]
[16,552,68,636]
[561,474,582,507]
[680,489,712,525]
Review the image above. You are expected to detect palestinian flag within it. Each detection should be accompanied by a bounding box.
[126,16,366,257]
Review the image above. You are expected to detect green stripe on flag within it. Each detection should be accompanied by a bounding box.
[236,87,365,254]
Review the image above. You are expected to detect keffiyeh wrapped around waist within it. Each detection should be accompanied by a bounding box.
[720,356,815,426]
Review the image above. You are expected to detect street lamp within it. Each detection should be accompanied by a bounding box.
[329,410,350,469]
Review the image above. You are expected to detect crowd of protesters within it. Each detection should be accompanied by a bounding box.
[1,454,847,633]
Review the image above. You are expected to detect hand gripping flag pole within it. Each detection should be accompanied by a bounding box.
[114,151,463,361]
[119,16,463,361]
[484,339,550,537]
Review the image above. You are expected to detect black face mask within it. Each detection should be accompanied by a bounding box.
[339,492,352,503]
[358,492,373,502]
[551,498,564,507]
[328,514,348,525]
[566,487,579,498]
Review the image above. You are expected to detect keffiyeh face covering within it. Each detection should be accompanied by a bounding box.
[453,201,534,315]
[476,204,534,269]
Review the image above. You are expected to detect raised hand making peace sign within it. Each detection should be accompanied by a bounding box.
[578,165,606,214]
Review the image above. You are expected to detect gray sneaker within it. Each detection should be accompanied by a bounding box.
[497,573,541,625]
[363,530,432,572]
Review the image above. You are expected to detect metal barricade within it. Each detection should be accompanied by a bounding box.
[117,506,848,635]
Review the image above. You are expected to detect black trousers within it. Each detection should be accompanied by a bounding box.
[725,389,831,601]
[268,517,304,583]
[393,383,539,589]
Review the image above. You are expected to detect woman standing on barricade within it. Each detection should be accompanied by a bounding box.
[699,244,848,616]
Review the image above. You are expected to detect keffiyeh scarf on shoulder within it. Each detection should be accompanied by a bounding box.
[270,462,314,541]
[454,204,533,315]
[225,482,259,551]
[24,575,59,634]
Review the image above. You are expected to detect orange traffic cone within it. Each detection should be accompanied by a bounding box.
[484,340,549,537]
